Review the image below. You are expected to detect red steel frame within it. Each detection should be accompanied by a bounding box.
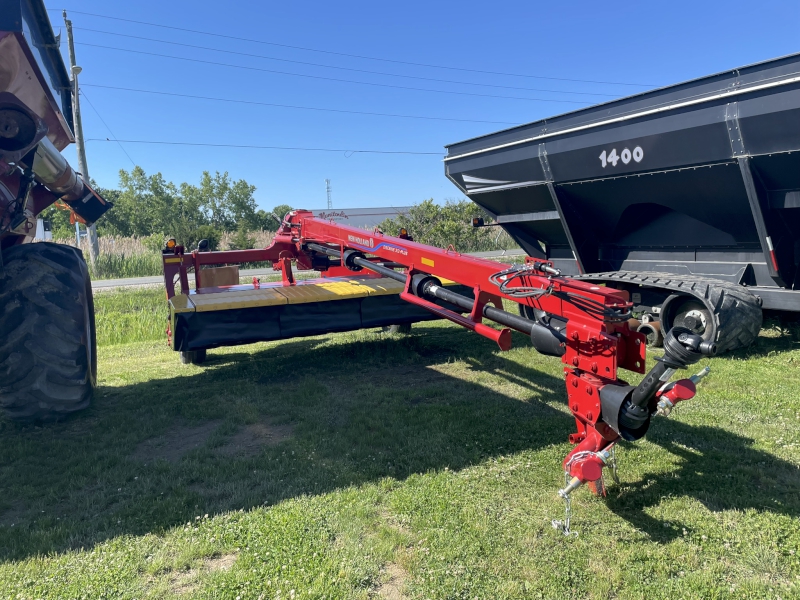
[163,211,658,498]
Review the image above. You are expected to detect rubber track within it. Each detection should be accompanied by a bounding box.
[573,271,763,353]
[0,242,96,422]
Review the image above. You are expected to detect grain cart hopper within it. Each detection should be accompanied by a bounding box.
[163,211,718,531]
[0,0,111,421]
[445,53,800,352]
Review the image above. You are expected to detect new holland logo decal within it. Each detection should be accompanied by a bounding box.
[347,234,374,248]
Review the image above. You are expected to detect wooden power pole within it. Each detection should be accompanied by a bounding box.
[63,11,99,265]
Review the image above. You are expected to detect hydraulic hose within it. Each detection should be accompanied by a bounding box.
[426,282,535,335]
[306,243,406,283]
[305,242,536,335]
[629,326,716,409]
[618,326,717,434]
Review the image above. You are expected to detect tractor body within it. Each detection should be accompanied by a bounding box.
[0,0,111,422]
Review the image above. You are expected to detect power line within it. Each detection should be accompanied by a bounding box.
[85,139,444,155]
[78,42,592,104]
[81,83,522,125]
[49,8,654,87]
[74,27,620,98]
[79,89,137,166]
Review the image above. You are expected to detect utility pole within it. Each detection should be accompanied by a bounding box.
[63,11,99,265]
[325,179,332,209]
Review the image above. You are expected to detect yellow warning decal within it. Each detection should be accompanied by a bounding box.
[421,257,435,267]
[164,257,182,264]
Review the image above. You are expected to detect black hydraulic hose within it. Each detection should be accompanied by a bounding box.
[305,242,535,335]
[352,256,407,283]
[428,284,535,335]
[306,243,406,283]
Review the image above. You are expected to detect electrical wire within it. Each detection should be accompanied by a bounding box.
[76,42,591,104]
[73,27,620,98]
[50,8,655,87]
[79,89,137,166]
[81,83,521,125]
[85,138,443,155]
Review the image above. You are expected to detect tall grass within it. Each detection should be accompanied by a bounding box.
[44,230,277,280]
[93,288,166,346]
[46,236,164,279]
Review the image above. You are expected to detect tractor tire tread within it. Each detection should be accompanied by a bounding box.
[0,242,96,422]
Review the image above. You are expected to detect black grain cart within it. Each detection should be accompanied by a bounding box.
[445,53,800,352]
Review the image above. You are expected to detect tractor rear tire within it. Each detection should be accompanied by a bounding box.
[180,349,207,365]
[0,242,97,422]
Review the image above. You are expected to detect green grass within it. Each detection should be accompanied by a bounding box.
[0,290,798,599]
[94,288,166,346]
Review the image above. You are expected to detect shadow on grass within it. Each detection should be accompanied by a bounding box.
[0,326,571,560]
[1,325,798,559]
[606,418,800,541]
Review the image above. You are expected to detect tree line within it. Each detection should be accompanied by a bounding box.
[42,167,513,254]
[42,167,291,250]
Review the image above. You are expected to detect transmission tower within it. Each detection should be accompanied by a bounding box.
[325,179,332,209]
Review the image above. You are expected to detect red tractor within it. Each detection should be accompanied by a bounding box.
[0,0,111,421]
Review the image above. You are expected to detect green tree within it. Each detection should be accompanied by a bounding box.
[183,171,258,232]
[228,227,254,250]
[38,203,74,239]
[42,167,265,245]
[257,204,294,231]
[184,224,221,251]
[378,199,515,253]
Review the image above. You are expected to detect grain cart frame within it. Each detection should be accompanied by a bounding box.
[445,53,800,352]
[0,0,111,421]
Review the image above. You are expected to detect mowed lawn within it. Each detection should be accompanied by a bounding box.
[1,288,798,599]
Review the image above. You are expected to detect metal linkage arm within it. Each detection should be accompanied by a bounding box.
[161,209,717,533]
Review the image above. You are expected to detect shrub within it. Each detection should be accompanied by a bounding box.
[378,199,516,253]
[227,228,254,251]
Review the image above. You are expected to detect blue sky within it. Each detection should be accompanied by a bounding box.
[49,0,800,212]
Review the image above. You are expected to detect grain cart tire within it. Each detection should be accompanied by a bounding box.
[0,242,96,422]
[180,349,207,365]
[382,324,412,334]
[575,271,763,353]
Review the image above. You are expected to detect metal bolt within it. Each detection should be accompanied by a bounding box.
[586,386,593,395]
[587,412,593,421]
[591,362,598,373]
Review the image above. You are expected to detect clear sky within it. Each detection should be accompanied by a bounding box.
[48,0,800,211]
